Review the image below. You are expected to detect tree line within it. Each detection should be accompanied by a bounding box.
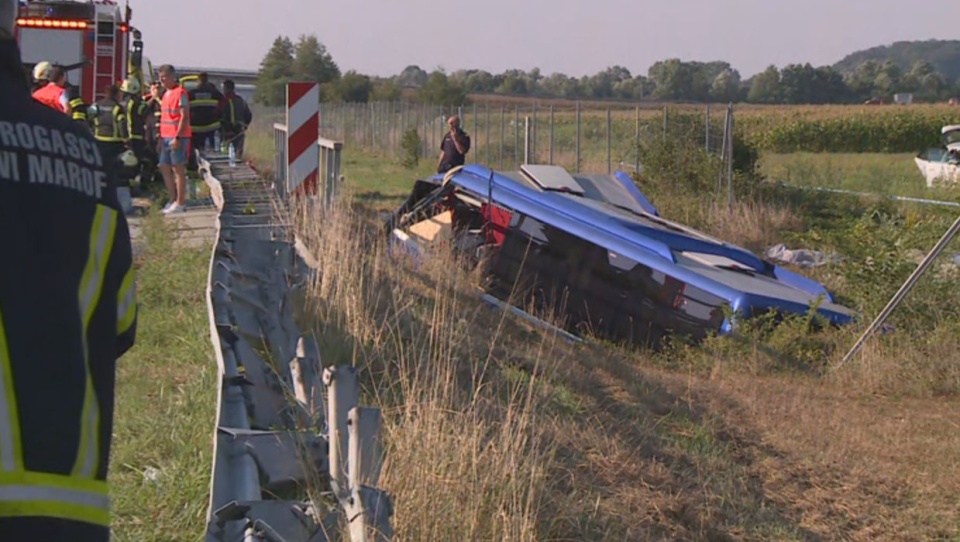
[255,34,960,106]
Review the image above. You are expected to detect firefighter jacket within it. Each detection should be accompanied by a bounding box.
[123,96,149,142]
[144,95,161,149]
[92,99,127,144]
[66,85,88,125]
[187,82,223,134]
[220,91,252,136]
[0,38,137,540]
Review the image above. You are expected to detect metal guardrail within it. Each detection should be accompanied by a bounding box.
[198,150,393,542]
[273,124,343,204]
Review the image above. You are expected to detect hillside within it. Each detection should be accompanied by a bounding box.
[833,39,960,81]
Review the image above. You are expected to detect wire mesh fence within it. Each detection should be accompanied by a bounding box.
[318,101,735,185]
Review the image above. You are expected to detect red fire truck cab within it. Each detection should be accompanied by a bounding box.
[14,0,144,105]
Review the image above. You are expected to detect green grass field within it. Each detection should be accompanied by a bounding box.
[759,152,960,199]
[110,212,215,542]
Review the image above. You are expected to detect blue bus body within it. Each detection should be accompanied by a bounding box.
[385,164,855,346]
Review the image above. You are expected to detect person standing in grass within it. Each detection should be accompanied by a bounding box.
[157,64,192,214]
[438,115,471,174]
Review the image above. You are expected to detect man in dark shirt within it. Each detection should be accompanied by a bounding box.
[437,114,470,174]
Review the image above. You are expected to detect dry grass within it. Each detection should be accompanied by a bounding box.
[245,111,960,540]
[281,192,960,541]
[291,200,554,540]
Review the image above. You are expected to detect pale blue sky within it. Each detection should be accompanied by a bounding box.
[126,0,960,79]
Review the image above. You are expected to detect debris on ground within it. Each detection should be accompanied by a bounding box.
[764,243,843,268]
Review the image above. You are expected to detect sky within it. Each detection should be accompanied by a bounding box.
[126,0,960,79]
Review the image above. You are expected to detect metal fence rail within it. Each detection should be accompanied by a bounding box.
[198,149,392,542]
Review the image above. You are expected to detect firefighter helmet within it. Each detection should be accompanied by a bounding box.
[120,77,141,96]
[32,61,52,82]
[0,0,14,40]
[117,149,139,168]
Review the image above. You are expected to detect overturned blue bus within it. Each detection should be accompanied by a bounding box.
[383,164,856,347]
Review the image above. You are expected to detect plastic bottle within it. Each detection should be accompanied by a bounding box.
[228,142,237,167]
[213,131,221,152]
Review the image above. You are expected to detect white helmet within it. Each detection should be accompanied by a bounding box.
[33,61,52,82]
[117,150,138,168]
[0,0,15,40]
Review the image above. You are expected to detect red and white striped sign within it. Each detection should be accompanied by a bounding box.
[285,82,320,195]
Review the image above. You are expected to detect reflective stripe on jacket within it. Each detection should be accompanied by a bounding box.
[69,97,87,122]
[93,100,126,143]
[187,82,223,133]
[124,98,148,141]
[0,37,137,537]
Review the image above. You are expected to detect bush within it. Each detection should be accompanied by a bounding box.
[400,128,421,169]
[635,129,760,198]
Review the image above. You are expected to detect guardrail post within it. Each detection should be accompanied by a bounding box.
[318,137,344,208]
[323,365,358,495]
[273,123,288,199]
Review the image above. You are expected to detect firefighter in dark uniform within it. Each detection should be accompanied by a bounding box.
[141,81,163,188]
[220,79,252,160]
[120,77,149,191]
[187,71,223,170]
[65,83,89,128]
[90,84,130,208]
[0,1,138,539]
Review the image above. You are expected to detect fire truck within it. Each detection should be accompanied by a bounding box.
[13,0,146,104]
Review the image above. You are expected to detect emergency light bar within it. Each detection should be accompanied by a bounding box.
[16,18,129,31]
[16,18,89,29]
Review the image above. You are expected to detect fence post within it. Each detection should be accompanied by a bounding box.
[705,104,711,153]
[663,105,668,138]
[719,106,729,191]
[635,105,640,175]
[432,105,438,161]
[524,116,532,164]
[514,105,520,169]
[532,102,538,164]
[606,108,612,174]
[727,103,734,208]
[500,105,505,171]
[473,102,478,164]
[549,105,554,165]
[416,103,423,159]
[575,100,581,173]
[485,103,490,166]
